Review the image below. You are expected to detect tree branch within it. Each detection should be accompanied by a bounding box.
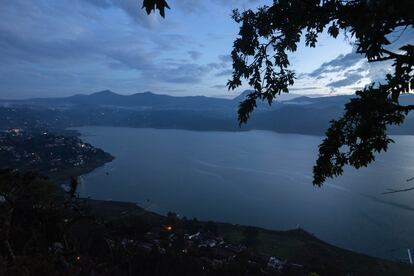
[396,104,414,112]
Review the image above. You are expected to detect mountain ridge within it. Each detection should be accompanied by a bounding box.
[2,90,414,135]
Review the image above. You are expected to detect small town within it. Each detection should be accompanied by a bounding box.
[0,128,113,179]
[122,222,299,275]
[53,202,307,276]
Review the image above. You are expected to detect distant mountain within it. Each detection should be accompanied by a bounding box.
[0,90,299,111]
[233,90,309,104]
[281,95,353,107]
[2,90,414,135]
[1,90,239,111]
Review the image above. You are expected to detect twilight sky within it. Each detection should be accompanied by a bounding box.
[0,0,412,99]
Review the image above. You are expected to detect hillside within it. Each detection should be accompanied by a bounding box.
[2,167,412,276]
[1,91,414,135]
[86,199,414,276]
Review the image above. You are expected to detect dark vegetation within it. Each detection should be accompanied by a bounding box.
[225,0,413,185]
[0,170,413,276]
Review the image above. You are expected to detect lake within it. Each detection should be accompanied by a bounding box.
[75,126,414,260]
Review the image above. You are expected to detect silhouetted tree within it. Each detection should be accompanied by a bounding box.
[142,0,169,17]
[226,0,413,185]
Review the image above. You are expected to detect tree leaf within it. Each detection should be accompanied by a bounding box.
[142,0,170,18]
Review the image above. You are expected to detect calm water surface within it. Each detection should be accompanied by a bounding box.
[75,126,414,260]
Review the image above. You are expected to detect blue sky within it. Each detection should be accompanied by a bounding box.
[0,0,412,99]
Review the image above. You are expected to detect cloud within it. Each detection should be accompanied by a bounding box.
[215,69,233,77]
[188,50,202,60]
[150,34,191,51]
[2,0,407,99]
[326,72,364,88]
[211,84,227,89]
[0,0,236,98]
[218,54,232,63]
[84,0,112,8]
[84,0,158,28]
[308,51,363,78]
[307,27,413,91]
[172,0,264,14]
[289,86,322,91]
[153,63,214,83]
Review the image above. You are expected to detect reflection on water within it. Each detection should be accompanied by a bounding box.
[75,126,414,260]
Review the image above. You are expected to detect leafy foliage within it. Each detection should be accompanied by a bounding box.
[313,85,409,185]
[142,0,169,18]
[228,0,414,185]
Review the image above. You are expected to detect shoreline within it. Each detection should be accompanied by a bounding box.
[48,154,115,184]
[71,126,414,262]
[44,141,414,273]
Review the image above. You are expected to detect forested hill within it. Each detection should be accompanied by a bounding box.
[1,90,414,135]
